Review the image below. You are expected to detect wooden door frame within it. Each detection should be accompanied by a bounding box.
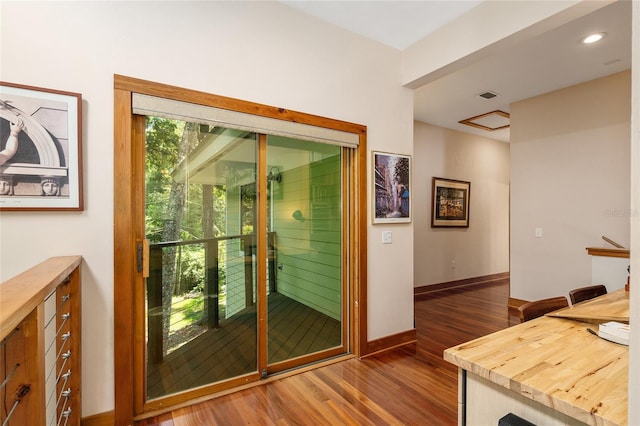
[113,74,368,424]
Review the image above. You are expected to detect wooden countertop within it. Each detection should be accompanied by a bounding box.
[585,247,630,258]
[444,315,628,426]
[547,289,629,324]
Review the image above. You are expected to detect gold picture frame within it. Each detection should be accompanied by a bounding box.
[431,177,470,228]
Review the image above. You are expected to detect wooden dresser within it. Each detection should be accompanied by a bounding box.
[0,256,82,425]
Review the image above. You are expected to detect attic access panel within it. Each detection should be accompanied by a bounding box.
[459,110,510,131]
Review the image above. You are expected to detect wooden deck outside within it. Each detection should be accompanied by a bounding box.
[147,292,341,399]
[139,277,516,425]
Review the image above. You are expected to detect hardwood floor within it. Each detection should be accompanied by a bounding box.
[138,278,519,425]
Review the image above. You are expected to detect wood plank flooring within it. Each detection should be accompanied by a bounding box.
[138,278,518,425]
[147,293,341,398]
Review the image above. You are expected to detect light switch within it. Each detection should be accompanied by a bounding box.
[535,228,543,238]
[382,231,392,244]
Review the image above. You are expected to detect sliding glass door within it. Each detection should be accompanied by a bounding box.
[144,123,259,399]
[265,136,344,371]
[113,76,366,422]
[142,123,345,401]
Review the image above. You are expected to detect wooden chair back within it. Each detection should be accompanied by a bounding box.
[568,284,607,305]
[518,296,569,322]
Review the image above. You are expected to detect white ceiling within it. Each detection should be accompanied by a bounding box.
[281,1,632,143]
[281,1,483,50]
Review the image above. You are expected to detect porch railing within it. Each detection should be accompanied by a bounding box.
[147,232,276,363]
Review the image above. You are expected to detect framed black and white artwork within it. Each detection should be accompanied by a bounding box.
[0,82,83,211]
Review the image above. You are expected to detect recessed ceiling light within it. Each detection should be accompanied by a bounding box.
[581,32,607,44]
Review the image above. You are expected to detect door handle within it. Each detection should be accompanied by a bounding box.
[137,239,150,278]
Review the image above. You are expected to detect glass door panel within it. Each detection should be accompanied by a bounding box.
[265,136,344,367]
[144,119,258,399]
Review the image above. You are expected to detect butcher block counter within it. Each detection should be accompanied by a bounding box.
[547,289,629,324]
[444,311,628,425]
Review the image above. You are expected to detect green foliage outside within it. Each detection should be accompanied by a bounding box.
[145,118,227,245]
[169,296,204,332]
[169,292,227,333]
[145,117,229,348]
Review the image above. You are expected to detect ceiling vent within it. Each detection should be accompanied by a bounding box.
[477,91,499,100]
[459,110,510,131]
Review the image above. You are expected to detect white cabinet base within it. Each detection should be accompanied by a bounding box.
[461,370,587,426]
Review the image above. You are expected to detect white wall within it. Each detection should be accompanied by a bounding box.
[413,121,510,286]
[510,71,631,301]
[0,1,413,417]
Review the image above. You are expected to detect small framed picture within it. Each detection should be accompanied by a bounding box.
[373,151,411,224]
[431,177,470,228]
[0,82,83,211]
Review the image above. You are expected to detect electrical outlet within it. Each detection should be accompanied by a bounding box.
[451,260,456,269]
[535,228,543,238]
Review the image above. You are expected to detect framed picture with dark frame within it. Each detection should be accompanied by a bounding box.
[373,151,411,224]
[431,177,470,228]
[0,82,83,211]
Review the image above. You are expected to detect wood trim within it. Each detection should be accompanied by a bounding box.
[508,297,528,310]
[82,411,115,426]
[458,110,510,131]
[265,347,348,378]
[342,149,351,356]
[142,372,259,413]
[114,75,366,136]
[414,272,510,296]
[362,329,417,358]
[132,114,147,416]
[586,247,630,258]
[113,86,136,426]
[357,133,368,356]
